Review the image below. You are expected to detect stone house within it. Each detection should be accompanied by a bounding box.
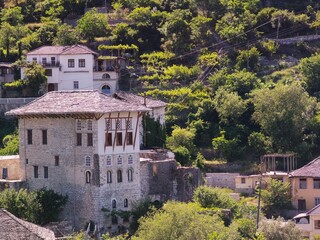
[5,90,201,232]
[290,157,320,211]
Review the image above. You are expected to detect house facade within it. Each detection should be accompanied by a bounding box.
[22,45,119,94]
[6,90,150,229]
[294,204,320,239]
[290,157,320,212]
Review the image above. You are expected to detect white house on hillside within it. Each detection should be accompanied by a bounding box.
[22,45,119,94]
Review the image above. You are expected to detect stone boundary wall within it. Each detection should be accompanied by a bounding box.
[206,173,239,190]
[270,35,320,45]
[0,98,36,116]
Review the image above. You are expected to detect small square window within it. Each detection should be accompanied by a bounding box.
[314,179,320,189]
[299,178,307,189]
[241,178,246,184]
[45,69,52,76]
[79,59,85,68]
[68,59,75,68]
[73,81,79,89]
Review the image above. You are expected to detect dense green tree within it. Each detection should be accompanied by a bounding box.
[36,188,68,225]
[159,9,193,55]
[76,8,110,42]
[111,23,137,45]
[300,54,320,97]
[235,47,260,71]
[0,132,19,155]
[21,61,47,96]
[251,83,317,152]
[0,23,15,59]
[260,179,292,217]
[213,87,247,123]
[133,201,235,240]
[258,217,302,240]
[0,6,24,25]
[53,23,79,45]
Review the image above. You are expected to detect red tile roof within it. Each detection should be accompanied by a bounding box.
[27,45,98,56]
[6,90,151,117]
[290,156,320,177]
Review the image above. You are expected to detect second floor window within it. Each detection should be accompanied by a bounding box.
[87,133,93,146]
[126,132,133,145]
[85,156,91,166]
[79,59,85,68]
[116,132,122,146]
[42,58,47,65]
[314,179,320,189]
[68,59,75,68]
[45,69,52,76]
[77,133,82,146]
[55,156,60,166]
[27,129,32,145]
[105,133,112,147]
[299,178,307,189]
[42,129,47,145]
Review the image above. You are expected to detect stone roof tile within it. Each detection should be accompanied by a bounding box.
[290,156,320,177]
[0,209,55,240]
[114,91,166,108]
[27,45,98,56]
[6,90,151,117]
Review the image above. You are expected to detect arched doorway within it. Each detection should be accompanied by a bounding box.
[101,85,111,94]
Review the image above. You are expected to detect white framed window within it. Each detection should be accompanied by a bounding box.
[315,197,320,206]
[85,156,91,166]
[32,57,37,62]
[68,59,75,68]
[128,155,133,164]
[76,119,82,131]
[87,120,93,131]
[117,155,122,165]
[106,155,112,166]
[116,119,122,130]
[79,59,86,68]
[42,57,47,65]
[105,119,112,130]
[126,118,132,130]
[73,81,79,89]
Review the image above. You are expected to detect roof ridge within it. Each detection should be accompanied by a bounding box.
[1,209,46,239]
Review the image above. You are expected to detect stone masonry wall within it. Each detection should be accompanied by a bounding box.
[206,173,239,190]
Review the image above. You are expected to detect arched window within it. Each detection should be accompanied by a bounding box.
[106,155,112,166]
[124,198,128,208]
[101,85,111,94]
[87,120,93,131]
[112,199,117,209]
[128,155,133,164]
[85,171,91,183]
[85,156,91,166]
[102,73,111,79]
[117,170,122,183]
[128,169,133,182]
[76,120,82,131]
[107,170,112,183]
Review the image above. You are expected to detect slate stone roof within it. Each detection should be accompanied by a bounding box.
[290,156,320,177]
[0,209,55,240]
[27,45,98,56]
[114,91,166,108]
[6,90,151,117]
